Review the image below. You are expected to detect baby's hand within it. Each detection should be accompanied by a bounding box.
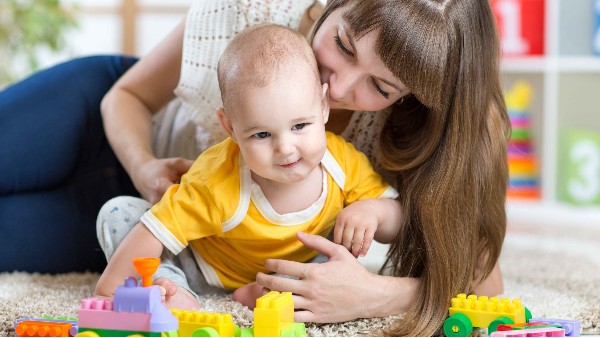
[153,277,201,310]
[333,200,379,257]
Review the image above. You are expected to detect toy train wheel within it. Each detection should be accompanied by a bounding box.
[75,331,100,337]
[488,316,513,335]
[524,307,532,322]
[443,313,473,337]
[191,327,220,337]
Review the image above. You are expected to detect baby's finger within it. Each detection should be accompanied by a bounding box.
[351,228,364,257]
[333,222,344,244]
[154,277,177,296]
[360,228,376,257]
[342,226,354,251]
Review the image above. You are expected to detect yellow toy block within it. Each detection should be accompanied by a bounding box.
[449,294,527,328]
[171,309,237,337]
[253,291,294,337]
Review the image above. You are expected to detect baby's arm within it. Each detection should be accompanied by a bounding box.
[333,198,402,257]
[95,222,164,298]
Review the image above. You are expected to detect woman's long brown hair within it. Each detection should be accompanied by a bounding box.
[312,0,510,335]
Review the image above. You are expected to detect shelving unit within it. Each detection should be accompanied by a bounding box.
[501,0,600,221]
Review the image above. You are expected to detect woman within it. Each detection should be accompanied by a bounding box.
[100,0,508,335]
[3,0,508,334]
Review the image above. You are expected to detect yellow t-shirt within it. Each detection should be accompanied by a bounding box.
[141,132,398,290]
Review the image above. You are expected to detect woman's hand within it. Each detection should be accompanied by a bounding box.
[256,232,417,323]
[132,156,193,203]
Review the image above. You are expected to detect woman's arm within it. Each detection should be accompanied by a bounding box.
[256,232,420,323]
[95,222,164,298]
[101,19,193,203]
[474,262,504,296]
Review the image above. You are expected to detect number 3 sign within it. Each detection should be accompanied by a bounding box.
[561,130,600,205]
[491,0,545,56]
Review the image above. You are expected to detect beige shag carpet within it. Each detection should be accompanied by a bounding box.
[1,218,598,336]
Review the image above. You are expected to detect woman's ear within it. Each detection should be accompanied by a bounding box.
[321,83,330,124]
[216,107,236,142]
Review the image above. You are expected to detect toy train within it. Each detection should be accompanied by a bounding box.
[15,257,305,337]
[444,293,580,337]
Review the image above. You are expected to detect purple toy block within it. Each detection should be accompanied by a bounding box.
[530,318,581,337]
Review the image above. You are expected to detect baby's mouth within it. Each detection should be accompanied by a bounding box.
[279,159,300,168]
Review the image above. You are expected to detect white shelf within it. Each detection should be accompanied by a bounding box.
[507,200,600,228]
[502,57,548,73]
[555,56,600,71]
[502,56,600,73]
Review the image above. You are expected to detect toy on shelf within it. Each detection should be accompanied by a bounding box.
[529,318,581,337]
[76,257,179,337]
[491,0,545,57]
[443,293,532,337]
[504,81,541,200]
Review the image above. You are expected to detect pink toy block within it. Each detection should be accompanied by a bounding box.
[490,327,565,337]
[530,318,581,337]
[79,297,153,331]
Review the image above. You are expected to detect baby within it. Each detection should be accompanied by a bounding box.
[95,24,402,309]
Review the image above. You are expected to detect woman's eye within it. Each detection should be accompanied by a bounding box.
[372,78,390,99]
[292,123,307,131]
[334,35,353,57]
[253,131,270,139]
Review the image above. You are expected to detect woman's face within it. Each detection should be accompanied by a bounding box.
[312,7,409,111]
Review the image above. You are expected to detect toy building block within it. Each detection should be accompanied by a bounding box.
[497,322,562,333]
[77,258,178,336]
[490,326,565,337]
[530,318,581,337]
[444,294,531,337]
[171,309,240,337]
[15,320,73,337]
[15,317,79,337]
[253,291,306,337]
[498,321,560,328]
[133,257,160,287]
[449,294,528,327]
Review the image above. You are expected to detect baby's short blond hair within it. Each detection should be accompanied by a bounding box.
[217,24,321,113]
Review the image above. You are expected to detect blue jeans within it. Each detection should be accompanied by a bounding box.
[0,55,139,273]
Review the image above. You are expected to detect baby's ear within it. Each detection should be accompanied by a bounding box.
[321,83,330,124]
[216,108,236,142]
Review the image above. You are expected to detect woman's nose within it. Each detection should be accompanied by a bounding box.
[328,69,358,102]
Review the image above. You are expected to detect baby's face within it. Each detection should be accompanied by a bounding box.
[228,69,327,185]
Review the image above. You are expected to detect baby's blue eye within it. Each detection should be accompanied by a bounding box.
[292,123,307,131]
[253,131,270,139]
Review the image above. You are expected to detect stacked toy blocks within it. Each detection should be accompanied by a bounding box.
[505,81,540,200]
[253,291,306,337]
